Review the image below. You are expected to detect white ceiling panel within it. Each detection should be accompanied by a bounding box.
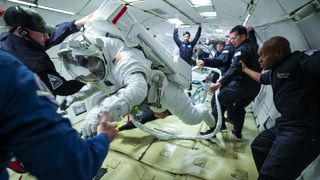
[248,0,288,27]
[38,0,91,14]
[256,20,310,51]
[213,0,248,29]
[276,0,313,14]
[295,13,320,49]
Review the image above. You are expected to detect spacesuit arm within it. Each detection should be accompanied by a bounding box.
[100,73,148,121]
[81,73,148,137]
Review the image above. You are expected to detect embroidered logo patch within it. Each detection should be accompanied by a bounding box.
[276,73,290,79]
[234,51,242,57]
[48,74,63,90]
[34,74,56,104]
[112,53,123,65]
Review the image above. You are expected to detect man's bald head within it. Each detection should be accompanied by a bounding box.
[263,36,291,56]
[258,36,291,70]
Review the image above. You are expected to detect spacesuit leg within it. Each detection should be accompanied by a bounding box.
[160,80,215,127]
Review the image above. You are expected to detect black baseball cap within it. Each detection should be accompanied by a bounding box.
[4,5,56,34]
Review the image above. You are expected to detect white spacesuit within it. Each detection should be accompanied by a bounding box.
[58,32,215,137]
[57,0,216,137]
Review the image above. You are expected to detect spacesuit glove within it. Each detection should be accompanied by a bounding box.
[100,93,131,122]
[80,107,101,138]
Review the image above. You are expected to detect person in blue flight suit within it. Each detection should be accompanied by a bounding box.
[241,36,320,180]
[195,39,213,60]
[196,32,235,133]
[199,25,261,141]
[173,24,202,66]
[0,5,92,96]
[213,41,224,58]
[0,50,118,180]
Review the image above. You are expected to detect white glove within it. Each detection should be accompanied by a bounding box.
[80,107,101,138]
[80,95,129,138]
[100,93,130,122]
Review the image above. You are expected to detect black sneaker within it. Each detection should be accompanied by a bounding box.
[232,129,242,142]
[220,124,227,132]
[200,128,216,137]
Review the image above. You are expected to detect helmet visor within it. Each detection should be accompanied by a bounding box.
[62,52,105,83]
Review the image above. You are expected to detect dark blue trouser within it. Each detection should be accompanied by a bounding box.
[118,108,157,131]
[211,80,260,134]
[251,126,320,180]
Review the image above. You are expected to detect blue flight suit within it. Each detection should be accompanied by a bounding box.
[173,26,201,66]
[0,50,110,180]
[202,43,235,129]
[203,43,235,76]
[212,38,261,137]
[251,51,320,180]
[0,21,85,96]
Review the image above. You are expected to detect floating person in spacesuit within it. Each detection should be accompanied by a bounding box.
[58,31,215,138]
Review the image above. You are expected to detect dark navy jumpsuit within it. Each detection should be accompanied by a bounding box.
[202,43,235,129]
[251,51,320,180]
[0,21,85,96]
[0,50,110,180]
[173,26,202,66]
[212,38,261,137]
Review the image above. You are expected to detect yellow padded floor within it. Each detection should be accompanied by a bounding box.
[9,105,259,180]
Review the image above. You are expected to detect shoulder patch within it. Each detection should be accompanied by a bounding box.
[304,49,317,56]
[48,74,63,90]
[34,74,57,104]
[112,53,123,65]
[234,51,242,57]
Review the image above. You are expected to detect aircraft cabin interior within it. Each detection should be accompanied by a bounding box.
[0,0,319,179]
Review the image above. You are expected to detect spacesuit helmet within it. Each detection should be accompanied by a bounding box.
[58,32,106,83]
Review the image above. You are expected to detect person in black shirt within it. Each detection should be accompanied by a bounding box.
[241,36,320,180]
[199,25,261,140]
[196,32,235,132]
[0,5,92,96]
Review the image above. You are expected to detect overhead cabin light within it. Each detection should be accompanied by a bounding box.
[243,14,251,26]
[290,1,320,21]
[6,0,75,15]
[36,5,75,15]
[200,12,217,19]
[123,0,144,4]
[168,18,184,26]
[179,25,191,28]
[6,0,35,7]
[165,33,173,37]
[215,28,223,33]
[187,0,212,7]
